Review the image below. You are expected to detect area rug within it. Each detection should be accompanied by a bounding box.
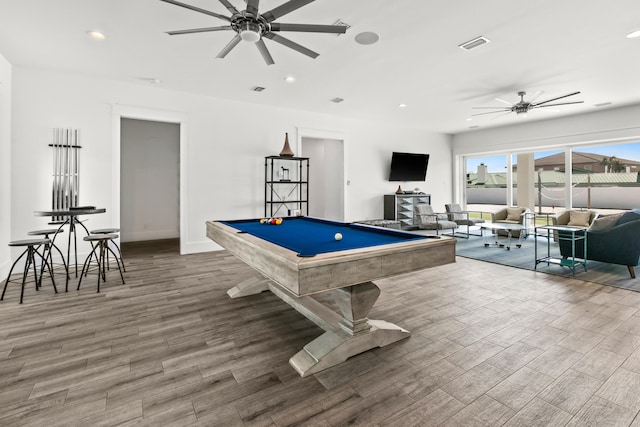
[453,233,640,292]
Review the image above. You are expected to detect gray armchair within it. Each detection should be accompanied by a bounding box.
[445,203,485,238]
[551,209,598,242]
[491,206,531,238]
[415,204,458,236]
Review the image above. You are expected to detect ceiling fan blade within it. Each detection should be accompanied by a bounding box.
[472,106,515,110]
[262,0,315,23]
[471,109,512,117]
[494,97,514,106]
[256,39,275,65]
[270,23,347,34]
[160,0,230,22]
[527,90,544,103]
[167,26,232,35]
[533,91,581,107]
[217,0,240,15]
[264,32,318,58]
[535,101,584,108]
[246,0,259,16]
[216,34,242,58]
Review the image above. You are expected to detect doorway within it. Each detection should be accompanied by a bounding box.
[300,136,345,221]
[112,105,188,254]
[120,118,180,244]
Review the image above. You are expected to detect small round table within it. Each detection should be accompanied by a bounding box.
[34,208,106,281]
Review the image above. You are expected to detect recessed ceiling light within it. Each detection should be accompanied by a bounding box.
[86,30,106,40]
[284,76,296,83]
[398,103,407,108]
[466,118,473,121]
[355,32,379,45]
[627,30,640,38]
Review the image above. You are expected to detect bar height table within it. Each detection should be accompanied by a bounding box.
[34,208,106,284]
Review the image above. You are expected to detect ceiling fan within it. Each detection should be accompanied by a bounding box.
[472,90,584,119]
[160,0,347,65]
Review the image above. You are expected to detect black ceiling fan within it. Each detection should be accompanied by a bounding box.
[472,90,584,119]
[160,0,347,65]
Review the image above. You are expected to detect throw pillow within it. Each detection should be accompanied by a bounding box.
[588,213,622,232]
[506,208,522,221]
[568,210,592,227]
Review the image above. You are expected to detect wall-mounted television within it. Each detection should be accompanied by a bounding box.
[388,152,430,181]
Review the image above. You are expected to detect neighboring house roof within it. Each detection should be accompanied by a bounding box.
[533,152,640,168]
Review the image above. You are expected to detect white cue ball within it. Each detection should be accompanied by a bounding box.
[334,233,343,241]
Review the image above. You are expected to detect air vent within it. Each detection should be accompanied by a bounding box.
[251,86,266,92]
[332,20,350,35]
[459,36,490,51]
[330,97,344,103]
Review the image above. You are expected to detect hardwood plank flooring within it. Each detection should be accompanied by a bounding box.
[2,238,640,425]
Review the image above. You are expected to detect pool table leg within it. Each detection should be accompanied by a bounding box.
[226,276,270,298]
[289,282,410,377]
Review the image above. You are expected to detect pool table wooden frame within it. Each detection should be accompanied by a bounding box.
[206,219,456,377]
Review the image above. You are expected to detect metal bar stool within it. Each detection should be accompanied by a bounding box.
[2,239,58,304]
[27,229,69,292]
[77,234,125,293]
[90,228,126,272]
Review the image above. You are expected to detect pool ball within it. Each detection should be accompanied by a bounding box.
[334,233,343,241]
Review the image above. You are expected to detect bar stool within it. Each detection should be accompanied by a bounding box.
[2,239,58,304]
[27,229,69,291]
[77,234,125,293]
[90,228,126,272]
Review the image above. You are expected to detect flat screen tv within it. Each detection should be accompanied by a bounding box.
[388,152,429,181]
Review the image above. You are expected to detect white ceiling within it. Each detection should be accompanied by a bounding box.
[1,0,640,134]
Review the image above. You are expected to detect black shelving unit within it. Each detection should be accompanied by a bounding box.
[265,155,309,217]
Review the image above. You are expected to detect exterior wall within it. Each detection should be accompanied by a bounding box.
[468,187,640,210]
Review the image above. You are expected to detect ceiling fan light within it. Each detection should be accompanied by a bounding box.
[239,21,261,43]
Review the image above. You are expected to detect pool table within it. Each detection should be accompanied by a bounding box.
[206,216,456,377]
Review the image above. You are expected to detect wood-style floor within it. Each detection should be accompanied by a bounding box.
[2,239,640,426]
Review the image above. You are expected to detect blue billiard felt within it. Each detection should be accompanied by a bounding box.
[222,217,425,256]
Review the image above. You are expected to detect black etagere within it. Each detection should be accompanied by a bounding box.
[265,155,309,217]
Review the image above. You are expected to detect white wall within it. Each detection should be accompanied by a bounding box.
[0,53,11,277]
[10,67,452,254]
[120,118,180,242]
